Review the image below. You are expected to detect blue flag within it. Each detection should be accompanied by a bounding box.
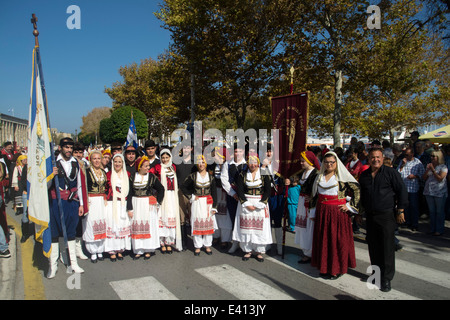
[125,112,138,149]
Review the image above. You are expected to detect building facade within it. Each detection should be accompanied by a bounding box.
[0,113,28,147]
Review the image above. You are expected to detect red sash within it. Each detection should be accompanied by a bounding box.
[318,194,346,206]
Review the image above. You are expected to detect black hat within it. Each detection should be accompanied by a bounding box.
[410,131,420,137]
[124,145,137,154]
[144,140,157,148]
[370,139,381,146]
[60,137,74,147]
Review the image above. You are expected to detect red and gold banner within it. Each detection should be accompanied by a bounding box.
[271,92,308,178]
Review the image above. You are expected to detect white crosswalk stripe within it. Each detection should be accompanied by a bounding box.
[266,254,420,300]
[396,236,450,263]
[195,264,295,300]
[110,276,179,300]
[109,245,448,300]
[354,246,450,290]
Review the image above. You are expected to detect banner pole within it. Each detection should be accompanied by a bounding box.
[32,14,69,249]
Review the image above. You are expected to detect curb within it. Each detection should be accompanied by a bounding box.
[0,228,17,300]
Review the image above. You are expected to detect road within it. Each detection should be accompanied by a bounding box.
[4,201,450,306]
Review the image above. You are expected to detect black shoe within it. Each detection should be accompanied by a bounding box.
[242,253,251,261]
[91,258,98,263]
[205,248,213,255]
[381,280,391,292]
[395,243,403,251]
[133,255,141,260]
[0,249,11,258]
[97,255,104,261]
[194,250,200,256]
[329,274,342,280]
[255,255,264,262]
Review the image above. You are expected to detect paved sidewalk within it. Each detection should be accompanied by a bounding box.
[0,226,17,300]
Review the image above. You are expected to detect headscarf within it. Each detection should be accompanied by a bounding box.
[300,151,320,170]
[111,154,129,223]
[16,155,27,166]
[196,154,206,166]
[136,156,150,172]
[102,149,111,158]
[247,152,260,165]
[312,151,358,197]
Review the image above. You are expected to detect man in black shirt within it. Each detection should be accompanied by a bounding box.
[359,148,408,292]
[176,145,197,250]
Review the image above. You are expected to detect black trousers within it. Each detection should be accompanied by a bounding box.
[366,210,396,281]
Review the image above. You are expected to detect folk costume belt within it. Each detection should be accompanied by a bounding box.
[51,187,78,201]
[318,194,346,206]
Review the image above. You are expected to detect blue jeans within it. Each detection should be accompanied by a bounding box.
[21,193,28,224]
[405,192,419,228]
[0,198,8,252]
[426,195,447,234]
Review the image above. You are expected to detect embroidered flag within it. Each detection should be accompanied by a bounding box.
[271,92,309,178]
[27,45,53,257]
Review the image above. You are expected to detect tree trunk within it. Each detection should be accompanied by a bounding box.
[333,69,343,149]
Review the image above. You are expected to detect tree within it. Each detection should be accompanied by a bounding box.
[99,106,148,144]
[79,106,111,143]
[346,1,449,141]
[104,55,193,139]
[156,0,297,128]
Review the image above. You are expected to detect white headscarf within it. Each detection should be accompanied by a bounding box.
[312,151,358,197]
[111,154,129,221]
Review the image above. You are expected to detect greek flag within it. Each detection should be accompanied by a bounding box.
[27,45,53,258]
[125,112,138,149]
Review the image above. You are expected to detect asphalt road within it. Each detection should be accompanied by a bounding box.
[4,201,450,305]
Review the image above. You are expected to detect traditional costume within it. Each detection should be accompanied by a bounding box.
[83,151,108,262]
[127,156,165,258]
[294,151,320,260]
[105,154,131,257]
[233,155,272,256]
[210,148,233,246]
[182,156,218,252]
[150,149,182,252]
[47,138,85,278]
[220,147,247,253]
[11,155,32,242]
[310,151,360,278]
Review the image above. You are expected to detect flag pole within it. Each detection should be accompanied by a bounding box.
[290,66,294,95]
[282,66,294,259]
[31,14,69,249]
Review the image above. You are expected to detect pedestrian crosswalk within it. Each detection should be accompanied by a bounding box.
[108,242,449,300]
[110,276,179,300]
[195,264,295,300]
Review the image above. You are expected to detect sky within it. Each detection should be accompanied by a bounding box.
[0,0,172,135]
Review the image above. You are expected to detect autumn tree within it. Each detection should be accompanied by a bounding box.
[104,54,193,139]
[346,0,449,141]
[156,0,297,129]
[79,106,111,143]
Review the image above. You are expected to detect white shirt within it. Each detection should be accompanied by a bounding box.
[220,157,247,197]
[56,154,83,206]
